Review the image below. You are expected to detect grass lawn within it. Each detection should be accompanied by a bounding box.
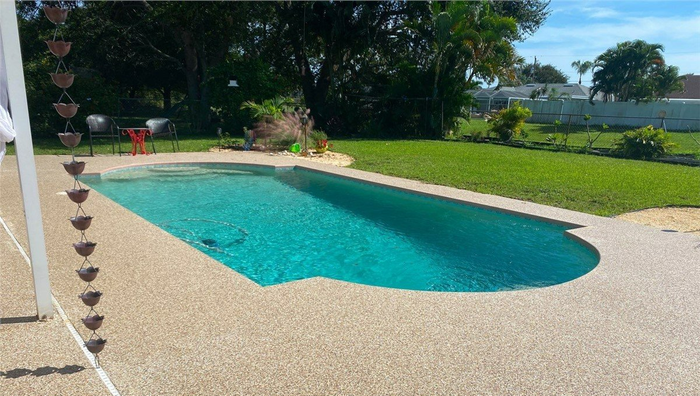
[9,135,699,217]
[331,139,700,216]
[459,118,700,155]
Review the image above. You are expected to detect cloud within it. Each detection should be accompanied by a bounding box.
[526,14,700,46]
[580,7,620,19]
[547,0,622,19]
[515,9,700,80]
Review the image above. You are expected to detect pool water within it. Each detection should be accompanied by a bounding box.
[82,164,598,292]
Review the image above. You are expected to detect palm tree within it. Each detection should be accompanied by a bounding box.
[547,87,560,101]
[240,96,294,121]
[408,2,519,135]
[590,40,667,102]
[571,60,593,85]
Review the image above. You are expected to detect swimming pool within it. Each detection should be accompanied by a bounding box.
[82,164,598,292]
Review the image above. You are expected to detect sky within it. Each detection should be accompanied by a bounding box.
[512,0,700,86]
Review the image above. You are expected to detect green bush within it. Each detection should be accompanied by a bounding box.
[488,102,532,142]
[469,129,484,142]
[309,129,328,144]
[612,125,675,159]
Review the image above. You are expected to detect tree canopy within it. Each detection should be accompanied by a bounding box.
[502,62,568,85]
[18,0,551,138]
[590,40,685,103]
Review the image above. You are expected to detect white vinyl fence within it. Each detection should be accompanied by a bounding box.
[518,100,700,131]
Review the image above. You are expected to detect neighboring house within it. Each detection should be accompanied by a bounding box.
[666,74,700,100]
[470,83,605,112]
[507,83,605,101]
[470,87,529,112]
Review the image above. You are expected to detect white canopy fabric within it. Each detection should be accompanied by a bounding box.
[0,28,17,164]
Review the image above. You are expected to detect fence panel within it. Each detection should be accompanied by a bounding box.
[519,99,700,131]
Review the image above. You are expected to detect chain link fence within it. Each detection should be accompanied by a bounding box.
[116,97,204,134]
[463,110,700,156]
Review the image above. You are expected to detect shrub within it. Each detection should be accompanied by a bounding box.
[252,111,313,148]
[309,129,329,150]
[469,130,484,142]
[309,129,328,144]
[240,96,295,121]
[612,125,675,159]
[488,102,532,142]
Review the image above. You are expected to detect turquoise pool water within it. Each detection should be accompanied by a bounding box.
[82,164,598,292]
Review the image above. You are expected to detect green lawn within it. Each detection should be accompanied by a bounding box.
[459,118,700,155]
[332,139,700,216]
[9,135,699,216]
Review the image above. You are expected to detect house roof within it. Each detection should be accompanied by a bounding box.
[470,83,606,101]
[471,88,529,100]
[666,74,700,99]
[510,83,591,98]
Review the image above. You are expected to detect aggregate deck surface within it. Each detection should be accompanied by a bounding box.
[0,225,109,395]
[0,151,698,395]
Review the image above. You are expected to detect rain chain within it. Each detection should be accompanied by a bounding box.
[45,5,107,364]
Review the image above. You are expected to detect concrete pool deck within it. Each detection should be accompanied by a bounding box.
[1,151,698,395]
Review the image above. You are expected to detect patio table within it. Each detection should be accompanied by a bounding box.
[119,127,152,156]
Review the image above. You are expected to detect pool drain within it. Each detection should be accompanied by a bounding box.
[201,238,219,247]
[158,219,248,256]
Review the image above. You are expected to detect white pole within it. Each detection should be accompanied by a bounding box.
[0,1,54,319]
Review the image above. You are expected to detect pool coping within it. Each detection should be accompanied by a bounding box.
[1,151,698,395]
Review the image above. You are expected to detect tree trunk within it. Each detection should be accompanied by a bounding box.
[198,46,211,128]
[431,53,443,135]
[290,18,322,123]
[180,29,200,102]
[163,86,172,111]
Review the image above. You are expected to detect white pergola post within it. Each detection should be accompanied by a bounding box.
[0,1,54,320]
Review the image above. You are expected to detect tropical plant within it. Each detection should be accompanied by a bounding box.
[545,133,566,149]
[240,96,294,121]
[468,129,485,142]
[553,119,562,133]
[581,114,603,149]
[529,85,548,100]
[571,60,593,85]
[590,40,685,102]
[548,87,560,101]
[404,1,524,136]
[488,102,532,141]
[219,131,237,148]
[309,130,329,150]
[553,119,570,147]
[612,125,675,159]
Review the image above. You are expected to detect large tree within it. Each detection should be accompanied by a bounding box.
[590,40,685,102]
[489,0,551,40]
[107,1,252,125]
[504,62,568,85]
[270,1,547,137]
[18,0,551,138]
